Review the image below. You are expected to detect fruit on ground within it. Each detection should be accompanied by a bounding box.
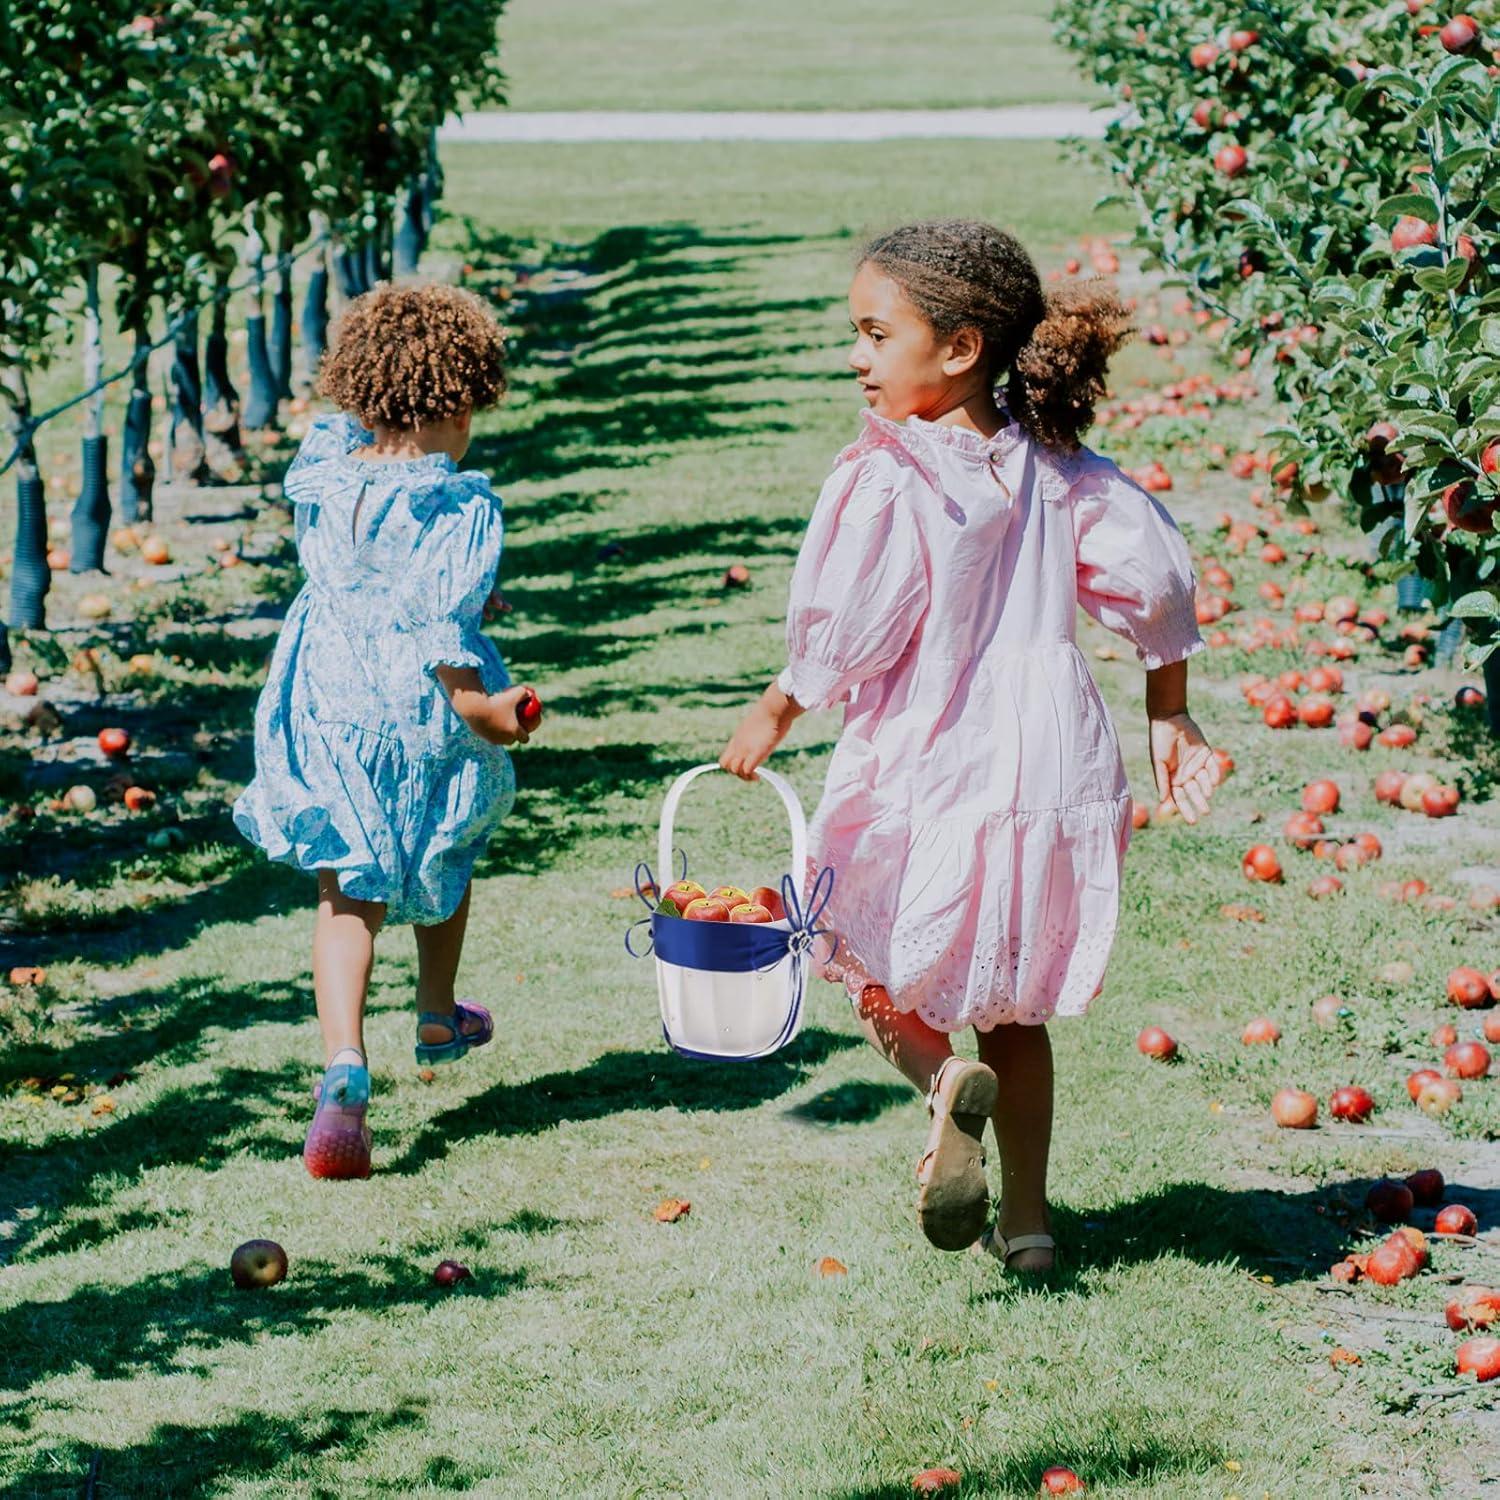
[1433,1022,1459,1048]
[1308,874,1343,899]
[122,786,156,812]
[1445,1041,1491,1079]
[1436,1203,1480,1236]
[433,1259,471,1287]
[683,898,731,922]
[911,1470,962,1495]
[140,536,171,565]
[1407,1068,1443,1101]
[1405,1169,1444,1206]
[750,885,786,920]
[663,881,706,912]
[1136,1026,1177,1060]
[1039,1469,1086,1495]
[1338,717,1374,747]
[1422,785,1460,818]
[728,902,773,924]
[1241,1017,1280,1044]
[1243,844,1282,882]
[98,727,130,757]
[1302,779,1340,814]
[1418,1078,1463,1116]
[230,1239,288,1289]
[1283,811,1324,849]
[1486,1013,1500,1043]
[1331,1086,1375,1122]
[1312,994,1349,1029]
[1456,1338,1500,1382]
[1263,696,1297,729]
[1446,1287,1500,1330]
[1374,770,1408,804]
[1398,771,1436,810]
[1132,800,1150,829]
[1366,1234,1421,1285]
[1366,1179,1414,1221]
[4,671,38,696]
[1382,725,1419,751]
[1190,40,1220,66]
[1448,967,1492,1008]
[64,785,97,813]
[1298,695,1335,728]
[723,563,751,588]
[1272,1088,1318,1128]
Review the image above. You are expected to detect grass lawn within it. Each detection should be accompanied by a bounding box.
[2,138,1499,1498]
[492,0,1099,112]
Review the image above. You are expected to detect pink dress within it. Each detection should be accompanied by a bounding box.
[778,410,1203,1032]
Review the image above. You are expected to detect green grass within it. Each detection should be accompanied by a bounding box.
[3,138,1499,1497]
[493,0,1100,112]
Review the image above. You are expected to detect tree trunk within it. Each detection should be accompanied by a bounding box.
[169,305,208,482]
[298,240,330,393]
[203,279,245,480]
[270,230,294,399]
[241,220,279,431]
[119,320,155,524]
[69,261,110,571]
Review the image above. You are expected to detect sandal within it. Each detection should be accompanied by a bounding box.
[414,999,494,1066]
[915,1055,998,1251]
[303,1060,372,1180]
[976,1226,1057,1272]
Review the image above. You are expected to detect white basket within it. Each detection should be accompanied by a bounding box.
[630,763,830,1062]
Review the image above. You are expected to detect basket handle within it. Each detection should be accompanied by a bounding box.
[657,763,808,898]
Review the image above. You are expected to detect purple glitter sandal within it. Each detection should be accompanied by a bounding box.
[414,1000,494,1066]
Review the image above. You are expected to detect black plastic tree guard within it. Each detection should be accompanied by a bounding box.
[270,264,294,399]
[394,178,425,275]
[334,246,366,299]
[243,312,279,430]
[302,265,330,377]
[68,434,109,571]
[10,472,49,628]
[1397,573,1434,612]
[169,309,206,481]
[119,362,154,524]
[1485,650,1500,736]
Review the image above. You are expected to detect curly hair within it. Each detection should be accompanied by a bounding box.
[318,281,507,432]
[861,220,1134,450]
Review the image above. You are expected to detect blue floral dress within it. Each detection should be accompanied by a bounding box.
[233,413,517,925]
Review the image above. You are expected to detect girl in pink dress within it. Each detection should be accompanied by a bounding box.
[721,220,1218,1271]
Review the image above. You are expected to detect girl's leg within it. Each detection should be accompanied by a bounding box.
[975,1021,1055,1270]
[313,869,385,1064]
[853,984,954,1093]
[414,881,487,1045]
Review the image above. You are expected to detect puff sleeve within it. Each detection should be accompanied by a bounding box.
[1072,458,1204,671]
[776,457,930,712]
[398,475,507,683]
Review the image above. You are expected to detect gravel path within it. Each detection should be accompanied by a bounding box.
[438,105,1115,145]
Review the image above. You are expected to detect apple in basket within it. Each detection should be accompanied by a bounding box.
[751,885,787,920]
[709,885,749,909]
[729,902,774,924]
[661,880,706,915]
[683,897,731,922]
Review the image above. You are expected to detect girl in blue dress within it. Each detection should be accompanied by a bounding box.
[233,282,540,1180]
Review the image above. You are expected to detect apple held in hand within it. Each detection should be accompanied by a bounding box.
[517,689,543,732]
[230,1238,288,1290]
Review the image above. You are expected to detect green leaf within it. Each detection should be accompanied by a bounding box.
[1375,192,1438,225]
[1449,590,1500,620]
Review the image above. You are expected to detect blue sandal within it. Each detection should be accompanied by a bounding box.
[304,1061,372,1180]
[414,1000,494,1066]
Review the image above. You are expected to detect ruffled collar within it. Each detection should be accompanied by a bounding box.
[860,408,1024,464]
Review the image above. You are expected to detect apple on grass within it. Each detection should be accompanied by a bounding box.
[1136,1026,1177,1060]
[433,1259,471,1287]
[1436,1204,1480,1236]
[1417,1078,1463,1117]
[98,727,131,757]
[1242,845,1282,882]
[1407,1068,1443,1101]
[1405,1169,1444,1206]
[1447,967,1491,1008]
[1445,1287,1500,1330]
[1331,1085,1375,1122]
[1445,1041,1491,1079]
[230,1239,288,1289]
[1456,1338,1500,1383]
[1241,1017,1280,1045]
[1039,1468,1086,1494]
[1272,1088,1318,1128]
[1366,1179,1413,1222]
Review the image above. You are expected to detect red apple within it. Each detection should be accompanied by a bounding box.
[708,886,749,909]
[1298,695,1335,728]
[1332,1086,1376,1123]
[1405,1169,1445,1206]
[1436,1203,1480,1236]
[662,881,706,913]
[1446,1287,1500,1330]
[1445,1041,1491,1079]
[1442,480,1497,534]
[1366,1235,1420,1284]
[1366,1179,1416,1222]
[1456,1337,1500,1382]
[1243,844,1283,882]
[1456,685,1486,708]
[4,670,38,697]
[1339,718,1374,750]
[1132,800,1150,830]
[1308,874,1344,898]
[433,1258,471,1287]
[1441,13,1481,51]
[723,563,751,589]
[1399,772,1437,811]
[1241,1016,1281,1045]
[728,902,773,924]
[912,1470,962,1495]
[517,689,543,731]
[683,898,731,923]
[1312,994,1349,1029]
[1215,144,1248,177]
[1263,696,1297,730]
[1485,1013,1500,1043]
[1433,1022,1460,1048]
[1374,770,1408,805]
[98,727,131,757]
[1448,968,1492,1008]
[1391,216,1438,251]
[1229,27,1259,48]
[123,786,156,812]
[750,885,786,920]
[1039,1469,1086,1495]
[1302,779,1341,815]
[230,1239,288,1290]
[1190,40,1220,67]
[1283,811,1324,849]
[1407,1068,1443,1100]
[1418,1078,1463,1116]
[1272,1088,1318,1128]
[1136,1026,1177,1060]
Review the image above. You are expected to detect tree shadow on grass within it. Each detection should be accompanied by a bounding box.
[382,1026,858,1176]
[0,1405,431,1500]
[834,1431,1233,1498]
[0,1247,535,1393]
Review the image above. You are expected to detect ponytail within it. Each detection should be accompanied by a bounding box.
[1006,280,1134,451]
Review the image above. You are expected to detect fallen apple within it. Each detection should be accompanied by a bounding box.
[1417,1078,1463,1116]
[1136,1026,1177,1060]
[98,727,131,758]
[1382,725,1419,752]
[1312,994,1350,1029]
[1447,968,1491,1009]
[1243,844,1283,882]
[723,563,751,589]
[1405,1169,1444,1206]
[433,1259,471,1287]
[1308,874,1344,899]
[64,785,97,814]
[911,1470,962,1496]
[4,670,38,697]
[1272,1087,1318,1128]
[1445,1041,1490,1079]
[1331,1086,1376,1123]
[1373,770,1408,805]
[1446,1287,1500,1330]
[1241,1017,1281,1045]
[1039,1468,1086,1494]
[1283,811,1324,849]
[1422,785,1460,818]
[122,786,156,812]
[1365,1235,1420,1285]
[1366,1178,1414,1221]
[230,1238,288,1290]
[1456,1336,1500,1383]
[1301,779,1340,815]
[1433,1022,1459,1048]
[1436,1203,1480,1236]
[1407,1068,1443,1101]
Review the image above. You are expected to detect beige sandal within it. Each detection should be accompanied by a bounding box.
[976,1225,1057,1271]
[915,1055,998,1251]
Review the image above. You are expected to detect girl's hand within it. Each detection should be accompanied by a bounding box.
[433,666,538,748]
[482,586,512,622]
[488,684,539,747]
[721,684,803,781]
[1149,711,1218,824]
